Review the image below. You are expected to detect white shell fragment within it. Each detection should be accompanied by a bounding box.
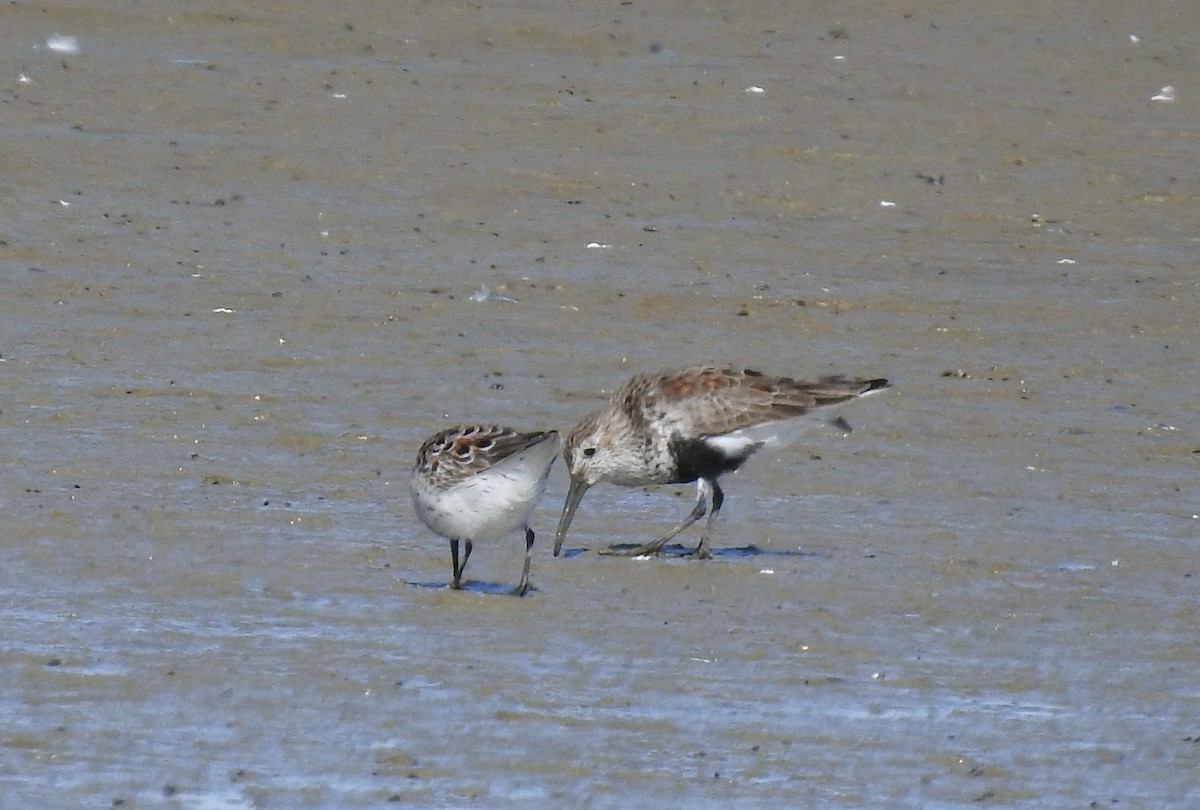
[469,285,517,303]
[45,35,80,54]
[1150,85,1175,102]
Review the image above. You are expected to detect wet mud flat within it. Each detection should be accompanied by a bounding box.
[3,0,1199,807]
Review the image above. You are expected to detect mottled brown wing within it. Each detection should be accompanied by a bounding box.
[620,367,887,438]
[420,426,556,477]
[476,428,558,470]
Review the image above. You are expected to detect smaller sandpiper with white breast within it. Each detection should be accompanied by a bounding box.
[413,425,560,596]
[553,367,890,559]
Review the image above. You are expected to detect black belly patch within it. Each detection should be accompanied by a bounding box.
[669,435,756,483]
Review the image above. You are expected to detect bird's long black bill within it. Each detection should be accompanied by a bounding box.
[553,477,590,556]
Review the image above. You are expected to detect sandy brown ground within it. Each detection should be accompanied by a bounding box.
[2,1,1197,806]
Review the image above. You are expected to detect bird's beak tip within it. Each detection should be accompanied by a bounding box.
[552,478,590,557]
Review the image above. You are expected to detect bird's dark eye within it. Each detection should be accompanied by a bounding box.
[582,447,596,458]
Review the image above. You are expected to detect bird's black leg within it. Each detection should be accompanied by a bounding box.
[687,480,723,559]
[512,527,534,596]
[450,539,472,589]
[601,480,711,557]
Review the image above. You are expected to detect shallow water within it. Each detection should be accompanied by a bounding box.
[2,1,1198,807]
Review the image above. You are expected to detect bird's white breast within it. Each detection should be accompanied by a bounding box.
[413,436,558,541]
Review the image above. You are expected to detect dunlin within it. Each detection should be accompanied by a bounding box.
[553,367,889,559]
[413,425,560,595]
